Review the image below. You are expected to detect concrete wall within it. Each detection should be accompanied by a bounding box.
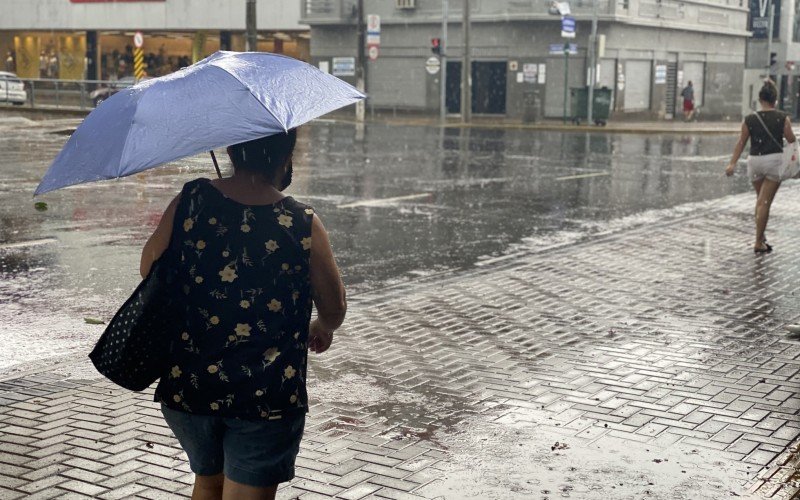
[303,0,748,34]
[309,16,746,120]
[0,0,302,31]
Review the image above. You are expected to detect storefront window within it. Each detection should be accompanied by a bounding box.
[11,33,86,79]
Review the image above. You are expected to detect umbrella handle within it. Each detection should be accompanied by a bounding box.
[210,151,222,179]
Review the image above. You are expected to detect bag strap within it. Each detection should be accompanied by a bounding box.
[753,111,783,150]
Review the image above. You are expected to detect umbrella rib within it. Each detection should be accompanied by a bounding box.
[117,108,141,179]
[214,66,288,133]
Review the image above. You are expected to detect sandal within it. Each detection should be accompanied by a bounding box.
[754,245,772,254]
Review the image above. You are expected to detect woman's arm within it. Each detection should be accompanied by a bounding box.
[726,122,750,176]
[785,116,796,144]
[308,214,346,354]
[140,194,180,278]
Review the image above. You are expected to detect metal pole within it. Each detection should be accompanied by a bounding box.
[563,49,569,123]
[766,1,774,78]
[246,0,257,51]
[440,0,448,123]
[461,0,471,123]
[587,0,599,124]
[355,0,366,123]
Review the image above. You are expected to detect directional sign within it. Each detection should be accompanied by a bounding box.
[561,16,576,38]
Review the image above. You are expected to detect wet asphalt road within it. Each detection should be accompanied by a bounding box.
[0,113,750,374]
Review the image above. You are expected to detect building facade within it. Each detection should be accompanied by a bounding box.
[0,0,308,81]
[302,0,749,121]
[744,0,800,118]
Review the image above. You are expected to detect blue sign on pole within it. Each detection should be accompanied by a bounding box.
[561,15,576,38]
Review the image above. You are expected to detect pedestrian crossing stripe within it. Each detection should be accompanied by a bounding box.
[134,47,145,81]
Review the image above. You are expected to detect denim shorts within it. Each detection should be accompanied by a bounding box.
[161,405,305,487]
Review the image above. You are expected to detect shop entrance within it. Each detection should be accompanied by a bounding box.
[445,60,507,115]
[446,60,461,114]
[471,61,506,114]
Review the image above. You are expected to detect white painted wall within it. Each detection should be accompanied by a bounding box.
[0,0,303,31]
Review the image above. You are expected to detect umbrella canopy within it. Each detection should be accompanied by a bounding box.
[35,51,365,195]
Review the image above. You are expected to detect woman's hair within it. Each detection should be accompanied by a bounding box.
[759,81,778,105]
[229,129,297,178]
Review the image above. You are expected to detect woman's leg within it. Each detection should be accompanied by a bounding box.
[222,477,277,500]
[193,473,224,500]
[752,179,764,239]
[753,178,764,197]
[755,178,781,249]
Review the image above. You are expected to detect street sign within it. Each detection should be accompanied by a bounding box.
[549,0,571,14]
[425,56,441,75]
[133,31,144,48]
[367,14,381,34]
[332,57,356,76]
[549,43,577,55]
[561,16,576,38]
[366,13,380,61]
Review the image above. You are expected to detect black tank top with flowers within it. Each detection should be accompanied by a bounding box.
[154,178,314,420]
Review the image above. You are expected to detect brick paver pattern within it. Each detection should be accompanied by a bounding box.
[0,185,799,499]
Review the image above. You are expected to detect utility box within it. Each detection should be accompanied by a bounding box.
[570,86,612,125]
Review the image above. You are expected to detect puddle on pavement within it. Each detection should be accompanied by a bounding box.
[427,413,747,499]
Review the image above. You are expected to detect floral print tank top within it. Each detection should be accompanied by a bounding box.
[154,178,314,420]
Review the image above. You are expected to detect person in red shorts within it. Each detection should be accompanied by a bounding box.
[681,81,695,121]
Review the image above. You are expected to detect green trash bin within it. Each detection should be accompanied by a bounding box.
[570,86,612,126]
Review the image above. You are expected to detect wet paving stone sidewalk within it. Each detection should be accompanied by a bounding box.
[1,185,800,499]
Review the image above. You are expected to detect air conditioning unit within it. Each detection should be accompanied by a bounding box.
[396,0,416,9]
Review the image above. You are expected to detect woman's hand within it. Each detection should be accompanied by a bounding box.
[309,319,334,354]
[725,122,749,177]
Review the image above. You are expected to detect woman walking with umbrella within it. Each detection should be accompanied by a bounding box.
[140,130,347,499]
[726,80,796,253]
[35,52,364,500]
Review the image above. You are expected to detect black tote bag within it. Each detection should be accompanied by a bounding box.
[89,221,186,391]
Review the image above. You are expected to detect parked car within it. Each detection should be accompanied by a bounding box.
[89,76,151,107]
[0,72,27,105]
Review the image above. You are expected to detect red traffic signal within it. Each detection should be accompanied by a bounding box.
[431,37,441,56]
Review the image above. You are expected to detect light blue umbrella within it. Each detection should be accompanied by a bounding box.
[35,51,365,195]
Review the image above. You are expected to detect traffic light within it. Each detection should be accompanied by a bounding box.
[431,37,441,56]
[770,52,778,69]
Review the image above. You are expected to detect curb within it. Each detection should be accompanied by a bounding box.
[1,105,742,135]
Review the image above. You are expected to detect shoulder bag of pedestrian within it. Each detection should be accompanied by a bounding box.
[753,110,800,179]
[88,185,191,391]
